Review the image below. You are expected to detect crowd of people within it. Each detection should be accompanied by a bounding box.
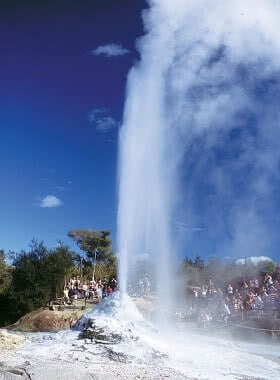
[189,271,280,325]
[60,268,280,330]
[63,277,118,304]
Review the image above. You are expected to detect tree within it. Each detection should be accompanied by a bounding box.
[1,241,49,322]
[259,260,276,276]
[68,229,116,281]
[0,240,75,326]
[0,249,12,294]
[193,255,205,270]
[181,256,201,286]
[43,242,74,298]
[182,256,193,269]
[68,229,112,262]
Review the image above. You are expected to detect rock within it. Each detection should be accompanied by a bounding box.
[5,305,93,332]
[0,367,31,380]
[79,319,122,343]
[0,330,27,350]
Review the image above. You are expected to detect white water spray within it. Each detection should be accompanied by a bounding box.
[117,0,280,312]
[117,4,177,316]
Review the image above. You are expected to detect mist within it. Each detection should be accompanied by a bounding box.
[117,0,280,312]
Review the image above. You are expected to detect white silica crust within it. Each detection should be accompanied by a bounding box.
[76,291,144,327]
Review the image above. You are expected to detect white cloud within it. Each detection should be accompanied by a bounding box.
[88,109,118,132]
[91,43,129,57]
[39,195,62,208]
[236,256,273,265]
[96,116,118,132]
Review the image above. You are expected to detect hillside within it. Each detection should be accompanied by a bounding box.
[6,302,95,332]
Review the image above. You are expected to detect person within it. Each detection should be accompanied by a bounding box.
[220,300,231,324]
[252,293,264,310]
[264,274,273,288]
[193,288,199,298]
[73,291,78,305]
[102,282,108,298]
[245,291,254,310]
[249,279,255,290]
[63,287,70,304]
[96,280,103,302]
[110,278,117,291]
[254,278,259,292]
[107,285,113,296]
[216,288,224,302]
[75,276,80,288]
[201,286,208,297]
[227,284,233,296]
[82,283,88,298]
[88,285,94,299]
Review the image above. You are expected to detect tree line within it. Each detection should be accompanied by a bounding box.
[0,229,116,327]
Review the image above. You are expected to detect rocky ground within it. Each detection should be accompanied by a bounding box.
[0,361,192,380]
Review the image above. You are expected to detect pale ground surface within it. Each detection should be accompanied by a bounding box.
[0,295,279,380]
[0,328,279,380]
[0,330,190,380]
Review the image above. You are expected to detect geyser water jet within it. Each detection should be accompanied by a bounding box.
[117,40,176,316]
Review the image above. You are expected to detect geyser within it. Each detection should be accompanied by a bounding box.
[117,0,280,314]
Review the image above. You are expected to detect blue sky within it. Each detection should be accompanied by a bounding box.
[0,0,145,253]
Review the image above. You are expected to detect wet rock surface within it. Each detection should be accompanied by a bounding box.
[79,319,123,344]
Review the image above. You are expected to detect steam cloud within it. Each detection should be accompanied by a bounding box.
[154,0,280,259]
[117,0,280,305]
